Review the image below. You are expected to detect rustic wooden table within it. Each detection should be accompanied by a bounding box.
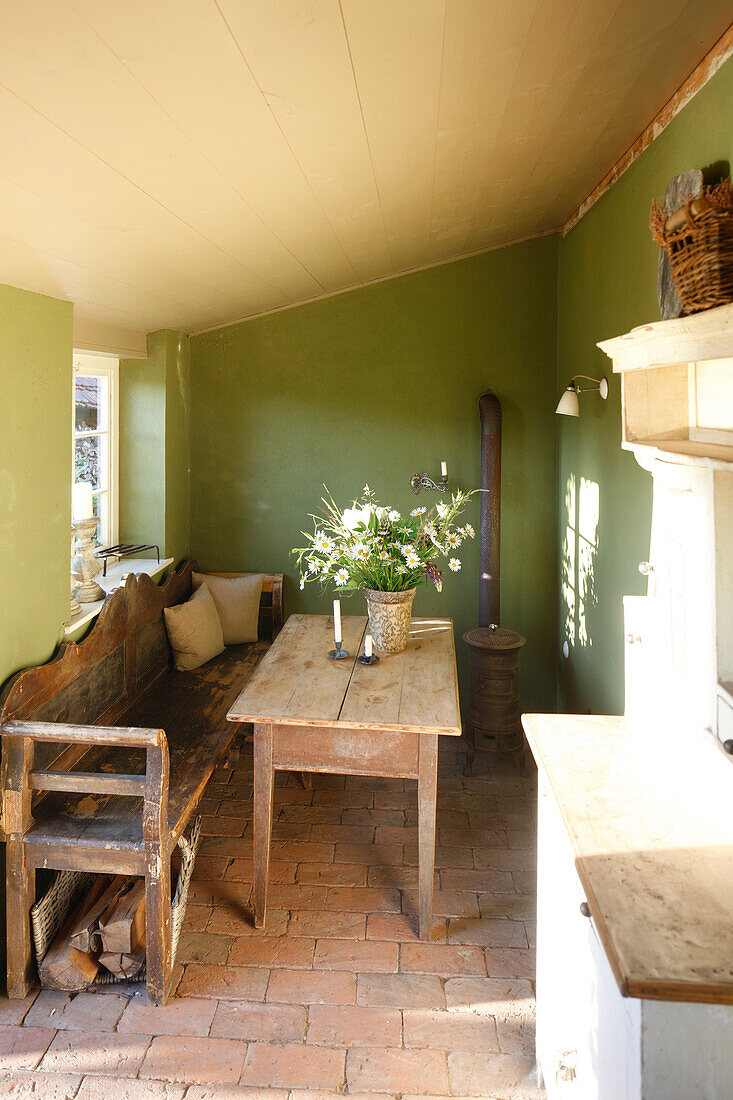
[227,613,461,939]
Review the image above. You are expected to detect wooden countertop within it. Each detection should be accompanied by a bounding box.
[523,713,733,1006]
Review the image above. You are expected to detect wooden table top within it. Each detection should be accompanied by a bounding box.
[524,712,733,1005]
[228,614,461,736]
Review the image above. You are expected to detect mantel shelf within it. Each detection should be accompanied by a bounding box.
[598,302,733,372]
[598,304,733,465]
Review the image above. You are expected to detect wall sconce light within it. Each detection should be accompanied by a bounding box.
[410,461,449,494]
[555,375,608,417]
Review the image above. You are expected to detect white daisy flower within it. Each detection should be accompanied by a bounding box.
[410,507,426,516]
[335,567,350,586]
[379,549,390,561]
[464,523,475,538]
[449,558,461,572]
[350,541,370,561]
[399,544,415,559]
[314,531,334,554]
[398,524,412,535]
[307,559,319,573]
[299,575,306,590]
[446,530,462,548]
[395,564,407,574]
[388,510,401,522]
[404,550,421,568]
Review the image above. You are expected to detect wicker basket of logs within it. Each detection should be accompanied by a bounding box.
[29,815,201,990]
[650,178,733,314]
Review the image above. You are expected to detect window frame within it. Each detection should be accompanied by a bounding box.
[72,352,119,547]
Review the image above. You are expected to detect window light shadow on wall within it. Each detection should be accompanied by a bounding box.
[562,473,600,650]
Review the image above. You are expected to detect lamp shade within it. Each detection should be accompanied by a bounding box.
[555,387,580,417]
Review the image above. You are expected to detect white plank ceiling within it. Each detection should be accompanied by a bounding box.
[0,0,729,353]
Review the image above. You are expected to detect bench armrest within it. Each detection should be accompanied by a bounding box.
[1,720,170,848]
[1,719,165,750]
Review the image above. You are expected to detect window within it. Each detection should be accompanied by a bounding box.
[73,353,119,547]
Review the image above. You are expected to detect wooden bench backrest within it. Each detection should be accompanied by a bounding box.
[0,561,283,770]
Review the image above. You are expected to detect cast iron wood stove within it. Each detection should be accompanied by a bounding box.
[463,392,526,772]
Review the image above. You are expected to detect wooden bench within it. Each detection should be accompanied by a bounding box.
[0,559,283,1006]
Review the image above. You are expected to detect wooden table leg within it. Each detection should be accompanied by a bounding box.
[417,733,438,941]
[253,721,274,928]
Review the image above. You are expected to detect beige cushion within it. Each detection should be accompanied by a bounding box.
[163,583,225,671]
[192,572,264,645]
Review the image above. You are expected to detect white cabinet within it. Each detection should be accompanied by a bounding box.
[536,773,733,1100]
[536,775,641,1098]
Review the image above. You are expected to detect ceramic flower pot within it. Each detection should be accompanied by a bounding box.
[363,587,416,654]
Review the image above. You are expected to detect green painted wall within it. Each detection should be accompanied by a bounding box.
[0,281,73,979]
[119,329,190,562]
[164,331,191,560]
[0,282,73,683]
[189,237,560,710]
[119,349,165,552]
[556,57,733,715]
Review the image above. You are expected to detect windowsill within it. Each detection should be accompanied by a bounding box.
[65,556,174,636]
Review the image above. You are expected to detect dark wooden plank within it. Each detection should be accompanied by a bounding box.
[3,734,35,998]
[3,721,164,749]
[143,736,170,1006]
[28,771,146,796]
[25,840,146,876]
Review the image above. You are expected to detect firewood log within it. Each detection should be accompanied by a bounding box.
[98,950,145,979]
[39,908,100,991]
[99,879,146,954]
[68,875,129,953]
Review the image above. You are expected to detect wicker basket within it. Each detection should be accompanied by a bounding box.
[651,186,733,314]
[30,814,202,987]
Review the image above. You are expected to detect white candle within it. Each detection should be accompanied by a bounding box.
[333,598,342,643]
[441,460,447,478]
[365,634,373,659]
[73,481,94,522]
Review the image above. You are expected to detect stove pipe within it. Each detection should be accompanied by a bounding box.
[478,392,502,628]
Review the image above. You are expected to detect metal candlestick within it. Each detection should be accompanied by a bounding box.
[328,640,350,660]
[409,472,450,495]
[357,653,380,665]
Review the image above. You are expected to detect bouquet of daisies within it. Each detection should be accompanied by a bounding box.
[293,484,476,594]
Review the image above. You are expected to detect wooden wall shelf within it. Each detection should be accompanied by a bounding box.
[599,304,733,465]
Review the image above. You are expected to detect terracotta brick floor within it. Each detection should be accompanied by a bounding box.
[0,737,544,1099]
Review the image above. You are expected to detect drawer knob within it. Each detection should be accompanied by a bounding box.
[557,1052,578,1082]
[579,901,591,918]
[724,740,733,755]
